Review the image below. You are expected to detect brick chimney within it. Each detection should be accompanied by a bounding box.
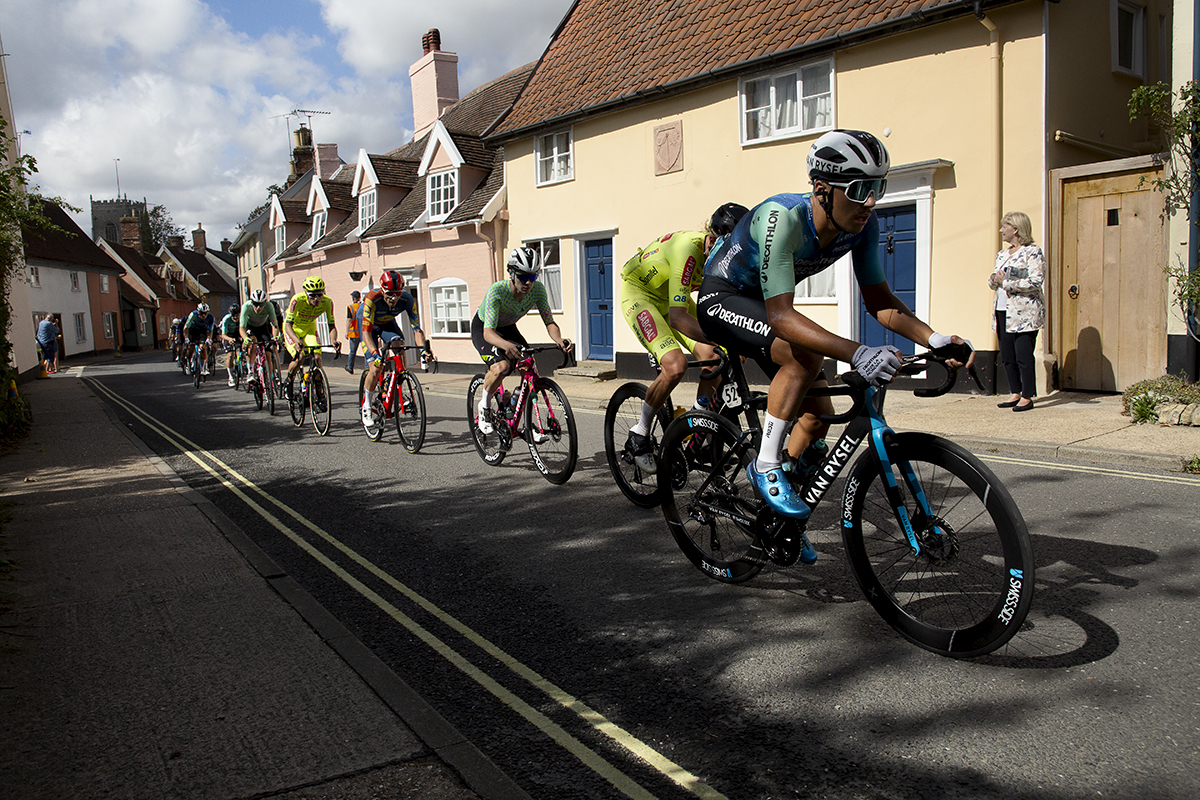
[120,215,141,252]
[167,235,185,249]
[315,143,340,180]
[288,124,315,185]
[409,28,459,140]
[221,238,232,253]
[192,224,207,253]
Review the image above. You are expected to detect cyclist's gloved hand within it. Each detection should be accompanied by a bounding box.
[852,344,902,386]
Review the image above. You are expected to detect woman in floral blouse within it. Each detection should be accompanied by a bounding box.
[988,211,1045,411]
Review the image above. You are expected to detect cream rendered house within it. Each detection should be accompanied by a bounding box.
[488,0,1181,392]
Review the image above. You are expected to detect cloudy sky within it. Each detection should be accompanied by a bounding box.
[1,0,572,244]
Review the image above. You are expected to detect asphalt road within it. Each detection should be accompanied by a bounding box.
[85,356,1200,800]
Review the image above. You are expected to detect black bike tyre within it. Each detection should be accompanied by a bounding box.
[466,374,506,466]
[289,375,305,426]
[193,349,202,389]
[658,410,764,583]
[603,382,673,508]
[311,366,332,436]
[525,378,578,485]
[395,371,426,454]
[842,432,1034,658]
[252,361,264,410]
[264,362,275,415]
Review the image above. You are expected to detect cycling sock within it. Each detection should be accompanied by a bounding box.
[755,412,789,473]
[631,402,656,436]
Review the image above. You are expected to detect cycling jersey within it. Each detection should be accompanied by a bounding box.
[185,311,215,333]
[218,313,240,338]
[284,293,334,337]
[621,230,707,361]
[620,230,707,309]
[240,301,279,331]
[361,290,420,337]
[703,193,885,300]
[476,280,553,329]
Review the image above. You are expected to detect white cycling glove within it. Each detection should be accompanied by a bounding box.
[852,344,902,386]
[928,332,974,353]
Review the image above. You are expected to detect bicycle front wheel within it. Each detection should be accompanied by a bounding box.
[467,375,506,466]
[843,432,1034,658]
[658,411,764,583]
[264,363,275,415]
[525,378,577,485]
[395,371,426,454]
[604,382,674,508]
[310,366,332,436]
[193,350,202,389]
[252,361,264,410]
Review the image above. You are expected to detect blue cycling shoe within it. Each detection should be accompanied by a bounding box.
[746,461,811,520]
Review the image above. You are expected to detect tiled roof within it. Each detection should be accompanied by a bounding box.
[313,208,360,250]
[107,241,168,295]
[369,155,420,188]
[367,181,426,238]
[445,150,506,224]
[166,246,237,295]
[490,0,1023,139]
[320,179,357,213]
[279,198,309,224]
[22,199,124,272]
[443,63,536,137]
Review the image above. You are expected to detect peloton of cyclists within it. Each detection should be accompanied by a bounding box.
[618,202,749,474]
[183,303,216,375]
[697,129,973,563]
[472,247,573,435]
[282,276,341,399]
[239,289,281,380]
[358,270,429,427]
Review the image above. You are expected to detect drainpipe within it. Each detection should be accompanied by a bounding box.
[475,220,498,283]
[976,3,1002,231]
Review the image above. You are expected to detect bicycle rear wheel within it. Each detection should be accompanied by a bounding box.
[525,378,577,485]
[395,371,426,454]
[842,432,1034,658]
[604,382,673,508]
[310,366,332,435]
[467,374,507,466]
[658,411,765,583]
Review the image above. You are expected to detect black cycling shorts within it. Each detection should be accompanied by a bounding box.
[696,276,780,380]
[186,327,209,345]
[247,322,274,342]
[470,315,527,370]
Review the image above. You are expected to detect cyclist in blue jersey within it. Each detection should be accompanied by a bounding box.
[698,130,973,546]
[183,303,216,376]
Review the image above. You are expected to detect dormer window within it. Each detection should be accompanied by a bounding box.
[359,189,377,230]
[428,171,458,221]
[274,225,286,257]
[311,210,327,243]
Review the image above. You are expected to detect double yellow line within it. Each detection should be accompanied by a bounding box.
[86,378,727,800]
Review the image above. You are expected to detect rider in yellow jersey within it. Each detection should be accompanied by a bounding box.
[283,275,341,398]
[618,203,748,474]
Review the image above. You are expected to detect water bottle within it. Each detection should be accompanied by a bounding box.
[501,390,513,416]
[694,395,712,413]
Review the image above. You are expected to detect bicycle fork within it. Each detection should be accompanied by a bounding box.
[860,404,939,558]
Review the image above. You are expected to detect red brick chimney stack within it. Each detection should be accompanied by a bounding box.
[191,224,207,253]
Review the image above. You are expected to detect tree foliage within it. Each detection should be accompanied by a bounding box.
[142,204,183,252]
[0,118,75,443]
[1129,81,1200,340]
[241,183,284,229]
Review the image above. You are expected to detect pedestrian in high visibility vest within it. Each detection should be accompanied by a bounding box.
[345,290,362,374]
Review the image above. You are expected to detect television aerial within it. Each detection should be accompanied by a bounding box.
[269,108,331,148]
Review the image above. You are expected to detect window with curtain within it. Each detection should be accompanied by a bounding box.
[741,59,833,144]
[536,130,573,186]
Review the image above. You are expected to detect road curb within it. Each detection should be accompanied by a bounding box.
[88,377,532,800]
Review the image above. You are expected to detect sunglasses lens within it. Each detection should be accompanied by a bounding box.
[844,178,886,203]
[518,273,536,283]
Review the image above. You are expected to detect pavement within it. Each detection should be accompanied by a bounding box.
[2,349,1198,799]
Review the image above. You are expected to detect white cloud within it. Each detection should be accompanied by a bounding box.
[1,0,570,244]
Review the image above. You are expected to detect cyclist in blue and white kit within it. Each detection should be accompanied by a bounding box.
[698,130,973,560]
[183,303,216,376]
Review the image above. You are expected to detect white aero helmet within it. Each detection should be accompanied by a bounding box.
[806,129,890,183]
[249,289,267,304]
[507,246,541,275]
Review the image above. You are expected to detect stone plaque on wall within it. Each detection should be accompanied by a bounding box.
[654,120,683,176]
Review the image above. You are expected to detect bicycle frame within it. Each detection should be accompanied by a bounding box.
[377,345,418,419]
[488,348,566,437]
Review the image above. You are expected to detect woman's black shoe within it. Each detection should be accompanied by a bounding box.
[997,400,1018,408]
[1013,401,1035,412]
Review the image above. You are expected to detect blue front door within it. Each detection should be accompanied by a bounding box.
[585,238,613,360]
[859,205,917,350]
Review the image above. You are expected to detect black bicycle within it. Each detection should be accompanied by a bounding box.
[656,346,1034,658]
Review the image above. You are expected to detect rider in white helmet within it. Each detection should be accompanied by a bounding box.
[697,130,974,562]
